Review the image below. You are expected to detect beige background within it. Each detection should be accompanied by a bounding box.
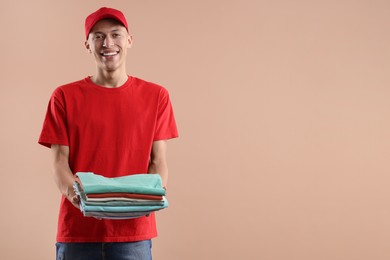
[1,0,389,259]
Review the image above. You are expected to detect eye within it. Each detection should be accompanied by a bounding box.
[113,33,121,38]
[94,34,104,40]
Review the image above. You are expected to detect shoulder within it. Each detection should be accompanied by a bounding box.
[54,78,87,93]
[131,77,169,96]
[51,78,89,98]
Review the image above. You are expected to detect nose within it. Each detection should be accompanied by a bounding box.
[103,36,114,47]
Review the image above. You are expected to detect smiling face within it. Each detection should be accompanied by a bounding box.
[85,19,132,73]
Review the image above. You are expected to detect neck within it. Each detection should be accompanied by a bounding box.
[91,68,128,88]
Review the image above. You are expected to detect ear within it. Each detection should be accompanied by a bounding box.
[127,34,133,49]
[85,40,92,53]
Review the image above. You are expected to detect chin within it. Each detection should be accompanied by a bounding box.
[105,67,118,72]
[99,64,120,72]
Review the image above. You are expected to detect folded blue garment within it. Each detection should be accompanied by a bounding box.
[81,200,166,207]
[76,172,166,196]
[83,211,154,219]
[80,199,168,213]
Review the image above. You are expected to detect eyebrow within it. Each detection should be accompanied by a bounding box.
[92,29,122,34]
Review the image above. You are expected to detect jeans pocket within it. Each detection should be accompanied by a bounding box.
[55,242,65,260]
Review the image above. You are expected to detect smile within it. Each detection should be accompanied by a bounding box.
[100,51,119,56]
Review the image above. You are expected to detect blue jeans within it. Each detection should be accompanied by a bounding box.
[55,240,152,260]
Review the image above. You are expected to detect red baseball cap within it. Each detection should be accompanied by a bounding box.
[85,7,129,39]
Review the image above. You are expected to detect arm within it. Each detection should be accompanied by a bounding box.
[148,140,169,189]
[51,144,80,209]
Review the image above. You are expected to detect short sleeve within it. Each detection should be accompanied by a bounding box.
[153,88,179,141]
[38,88,69,148]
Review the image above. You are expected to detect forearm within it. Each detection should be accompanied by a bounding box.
[51,144,79,207]
[148,159,168,188]
[148,140,169,188]
[53,159,76,198]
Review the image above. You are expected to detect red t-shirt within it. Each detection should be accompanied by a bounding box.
[38,76,178,242]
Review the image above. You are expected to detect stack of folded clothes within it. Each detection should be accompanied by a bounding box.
[73,172,168,219]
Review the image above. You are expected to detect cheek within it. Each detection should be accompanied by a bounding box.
[92,47,101,55]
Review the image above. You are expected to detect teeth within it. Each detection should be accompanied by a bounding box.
[102,52,117,56]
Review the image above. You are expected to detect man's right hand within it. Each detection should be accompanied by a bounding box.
[67,190,81,209]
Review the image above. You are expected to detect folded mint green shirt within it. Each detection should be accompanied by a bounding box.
[76,172,166,196]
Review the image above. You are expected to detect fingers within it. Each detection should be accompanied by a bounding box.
[69,194,80,209]
[71,194,80,204]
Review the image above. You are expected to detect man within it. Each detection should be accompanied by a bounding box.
[38,7,178,260]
